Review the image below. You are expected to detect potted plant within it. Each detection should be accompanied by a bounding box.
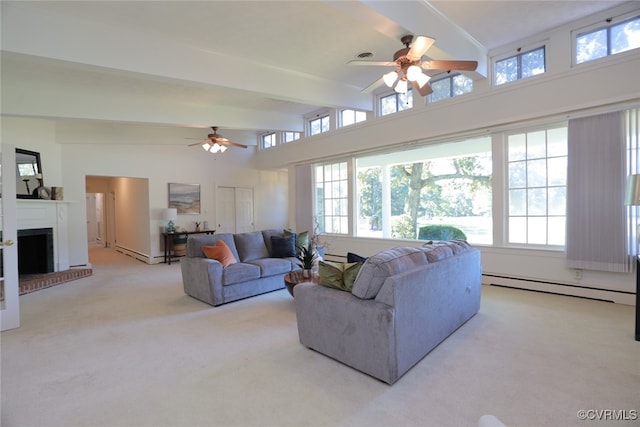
[296,241,317,278]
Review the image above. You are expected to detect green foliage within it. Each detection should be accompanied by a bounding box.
[357,167,383,230]
[391,215,417,240]
[296,242,317,269]
[418,225,467,241]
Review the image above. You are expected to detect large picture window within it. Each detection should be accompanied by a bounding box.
[355,137,492,244]
[315,161,349,234]
[507,126,568,246]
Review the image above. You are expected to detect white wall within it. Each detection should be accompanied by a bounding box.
[2,119,290,266]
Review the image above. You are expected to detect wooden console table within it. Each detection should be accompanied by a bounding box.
[162,230,215,265]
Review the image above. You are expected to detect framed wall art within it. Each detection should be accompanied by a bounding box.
[168,183,201,214]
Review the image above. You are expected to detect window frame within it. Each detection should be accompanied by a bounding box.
[573,13,640,66]
[339,109,367,128]
[282,131,301,143]
[505,124,568,249]
[314,160,351,235]
[307,112,331,136]
[428,73,474,103]
[260,132,277,149]
[378,88,413,117]
[493,45,546,86]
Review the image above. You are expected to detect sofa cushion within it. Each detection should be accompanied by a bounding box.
[222,263,261,286]
[202,240,238,268]
[351,247,428,299]
[449,239,472,253]
[420,242,455,262]
[186,233,239,261]
[319,261,363,292]
[247,258,292,277]
[234,231,269,262]
[271,235,297,258]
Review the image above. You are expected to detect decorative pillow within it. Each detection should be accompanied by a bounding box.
[270,235,297,258]
[319,261,363,292]
[347,252,368,263]
[284,229,310,254]
[202,240,237,268]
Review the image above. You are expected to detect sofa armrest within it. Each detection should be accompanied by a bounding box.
[294,283,397,383]
[374,249,482,375]
[181,256,224,306]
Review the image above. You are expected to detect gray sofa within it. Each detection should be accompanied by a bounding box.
[294,241,482,384]
[181,229,299,306]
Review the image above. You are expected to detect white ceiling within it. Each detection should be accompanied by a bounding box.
[0,0,630,140]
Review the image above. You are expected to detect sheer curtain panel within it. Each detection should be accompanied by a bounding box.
[565,111,630,272]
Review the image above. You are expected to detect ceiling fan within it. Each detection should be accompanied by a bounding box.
[350,35,478,96]
[188,126,248,153]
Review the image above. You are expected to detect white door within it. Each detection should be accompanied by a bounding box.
[235,188,254,233]
[216,187,236,233]
[1,144,20,331]
[86,193,99,243]
[216,187,254,233]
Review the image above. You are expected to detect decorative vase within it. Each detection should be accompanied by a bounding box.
[302,269,311,278]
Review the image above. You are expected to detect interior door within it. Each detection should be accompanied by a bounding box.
[216,186,236,233]
[235,188,254,233]
[1,144,20,331]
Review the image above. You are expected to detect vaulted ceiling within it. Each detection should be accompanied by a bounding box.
[1,1,628,140]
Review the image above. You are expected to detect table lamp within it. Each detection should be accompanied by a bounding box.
[162,208,177,233]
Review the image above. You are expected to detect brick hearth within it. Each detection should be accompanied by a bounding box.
[18,269,93,295]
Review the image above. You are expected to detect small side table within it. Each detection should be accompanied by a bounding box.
[284,270,318,297]
[162,230,215,265]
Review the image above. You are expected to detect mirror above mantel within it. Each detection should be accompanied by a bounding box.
[16,148,43,199]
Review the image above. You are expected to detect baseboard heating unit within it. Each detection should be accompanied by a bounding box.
[483,273,635,305]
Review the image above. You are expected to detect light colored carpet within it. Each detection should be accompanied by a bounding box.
[1,245,638,427]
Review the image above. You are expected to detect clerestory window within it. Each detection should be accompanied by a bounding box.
[575,15,640,64]
[494,46,546,86]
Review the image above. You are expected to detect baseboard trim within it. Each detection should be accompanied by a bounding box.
[483,273,635,305]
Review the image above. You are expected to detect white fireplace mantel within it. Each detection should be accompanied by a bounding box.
[17,199,72,272]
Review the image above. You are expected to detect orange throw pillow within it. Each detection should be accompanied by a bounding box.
[202,240,237,268]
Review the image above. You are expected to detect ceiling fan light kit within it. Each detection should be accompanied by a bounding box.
[352,34,477,97]
[189,126,247,154]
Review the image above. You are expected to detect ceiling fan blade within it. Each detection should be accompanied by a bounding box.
[224,140,248,149]
[188,140,206,146]
[347,60,396,67]
[422,60,478,71]
[406,36,435,61]
[361,76,384,93]
[412,80,433,97]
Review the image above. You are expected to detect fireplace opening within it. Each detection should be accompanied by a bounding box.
[18,228,54,276]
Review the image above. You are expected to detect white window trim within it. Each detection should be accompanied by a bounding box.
[571,10,640,67]
[305,109,332,137]
[491,40,548,87]
[377,88,415,117]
